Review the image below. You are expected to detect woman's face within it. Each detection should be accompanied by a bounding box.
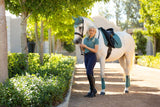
[89,28,96,37]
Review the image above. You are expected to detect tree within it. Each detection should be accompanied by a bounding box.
[133,29,147,54]
[5,0,45,54]
[121,0,143,30]
[26,0,110,64]
[6,0,110,64]
[139,0,160,55]
[98,0,142,30]
[0,0,8,82]
[114,0,122,26]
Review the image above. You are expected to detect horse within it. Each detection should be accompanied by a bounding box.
[73,16,135,94]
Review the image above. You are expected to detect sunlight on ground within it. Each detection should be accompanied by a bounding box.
[72,89,124,95]
[74,80,125,85]
[73,63,160,96]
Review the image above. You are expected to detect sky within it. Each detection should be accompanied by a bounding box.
[90,1,116,24]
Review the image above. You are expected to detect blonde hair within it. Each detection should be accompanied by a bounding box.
[86,26,97,36]
[86,26,97,42]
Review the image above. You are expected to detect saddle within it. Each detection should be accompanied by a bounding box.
[99,27,122,59]
[99,27,115,48]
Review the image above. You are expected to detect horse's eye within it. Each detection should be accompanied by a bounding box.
[79,27,82,31]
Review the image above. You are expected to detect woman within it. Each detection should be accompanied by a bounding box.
[80,26,99,97]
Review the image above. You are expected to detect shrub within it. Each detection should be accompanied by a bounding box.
[63,42,75,53]
[137,53,160,69]
[27,53,41,74]
[133,29,147,54]
[1,53,76,106]
[8,53,27,78]
[0,74,66,106]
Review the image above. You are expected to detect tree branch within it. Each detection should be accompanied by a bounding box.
[23,0,44,22]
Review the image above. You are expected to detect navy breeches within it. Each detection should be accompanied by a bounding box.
[84,52,97,75]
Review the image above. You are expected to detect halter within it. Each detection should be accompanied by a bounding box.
[74,18,84,38]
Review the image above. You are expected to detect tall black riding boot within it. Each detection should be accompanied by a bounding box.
[87,74,97,97]
[84,75,92,97]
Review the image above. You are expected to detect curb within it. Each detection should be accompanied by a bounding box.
[57,70,75,107]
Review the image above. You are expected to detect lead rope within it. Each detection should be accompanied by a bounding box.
[80,18,84,55]
[79,40,84,55]
[80,46,84,55]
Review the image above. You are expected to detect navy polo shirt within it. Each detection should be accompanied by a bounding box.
[83,36,99,54]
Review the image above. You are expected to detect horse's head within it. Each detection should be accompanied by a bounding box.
[73,16,87,44]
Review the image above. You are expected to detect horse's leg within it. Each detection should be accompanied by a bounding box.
[100,57,106,95]
[124,52,134,93]
[119,55,129,93]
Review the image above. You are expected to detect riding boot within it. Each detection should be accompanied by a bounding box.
[84,88,91,97]
[87,74,97,97]
[84,75,92,97]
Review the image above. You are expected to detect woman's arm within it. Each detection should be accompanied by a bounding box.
[80,44,85,52]
[80,44,98,53]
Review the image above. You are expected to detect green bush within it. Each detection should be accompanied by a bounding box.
[1,53,76,106]
[8,53,27,78]
[133,29,147,54]
[63,42,75,53]
[27,53,41,74]
[0,74,66,106]
[137,53,160,69]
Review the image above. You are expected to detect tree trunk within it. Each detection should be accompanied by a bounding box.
[40,20,44,64]
[126,13,129,32]
[0,0,8,82]
[52,35,55,54]
[55,39,61,53]
[20,12,28,54]
[35,22,39,53]
[115,0,120,26]
[48,28,51,55]
[153,36,156,56]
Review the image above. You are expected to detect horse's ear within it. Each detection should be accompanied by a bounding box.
[72,16,76,21]
[78,16,83,22]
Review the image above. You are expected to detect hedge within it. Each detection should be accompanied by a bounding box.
[137,53,160,69]
[0,53,76,107]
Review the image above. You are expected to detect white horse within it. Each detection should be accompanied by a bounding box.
[73,16,135,94]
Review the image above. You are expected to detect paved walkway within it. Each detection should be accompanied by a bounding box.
[69,63,160,107]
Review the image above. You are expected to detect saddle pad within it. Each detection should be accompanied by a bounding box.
[113,34,122,48]
[100,29,122,48]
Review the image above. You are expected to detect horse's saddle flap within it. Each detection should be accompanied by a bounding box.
[99,27,122,48]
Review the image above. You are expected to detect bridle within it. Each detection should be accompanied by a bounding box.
[74,18,84,38]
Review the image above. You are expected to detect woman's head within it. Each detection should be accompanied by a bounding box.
[87,26,97,37]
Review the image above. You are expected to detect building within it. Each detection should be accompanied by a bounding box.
[6,16,21,53]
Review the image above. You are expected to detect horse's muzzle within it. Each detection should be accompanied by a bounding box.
[73,38,82,44]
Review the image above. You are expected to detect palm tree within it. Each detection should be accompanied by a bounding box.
[0,0,8,83]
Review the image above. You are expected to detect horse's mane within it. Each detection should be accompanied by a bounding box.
[82,17,98,28]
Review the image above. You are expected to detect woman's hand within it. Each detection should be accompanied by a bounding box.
[80,44,98,53]
[80,44,87,48]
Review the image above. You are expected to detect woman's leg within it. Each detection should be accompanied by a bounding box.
[84,54,91,96]
[86,53,97,75]
[85,53,97,97]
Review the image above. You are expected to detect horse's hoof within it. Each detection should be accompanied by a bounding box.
[100,92,105,95]
[125,90,129,93]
